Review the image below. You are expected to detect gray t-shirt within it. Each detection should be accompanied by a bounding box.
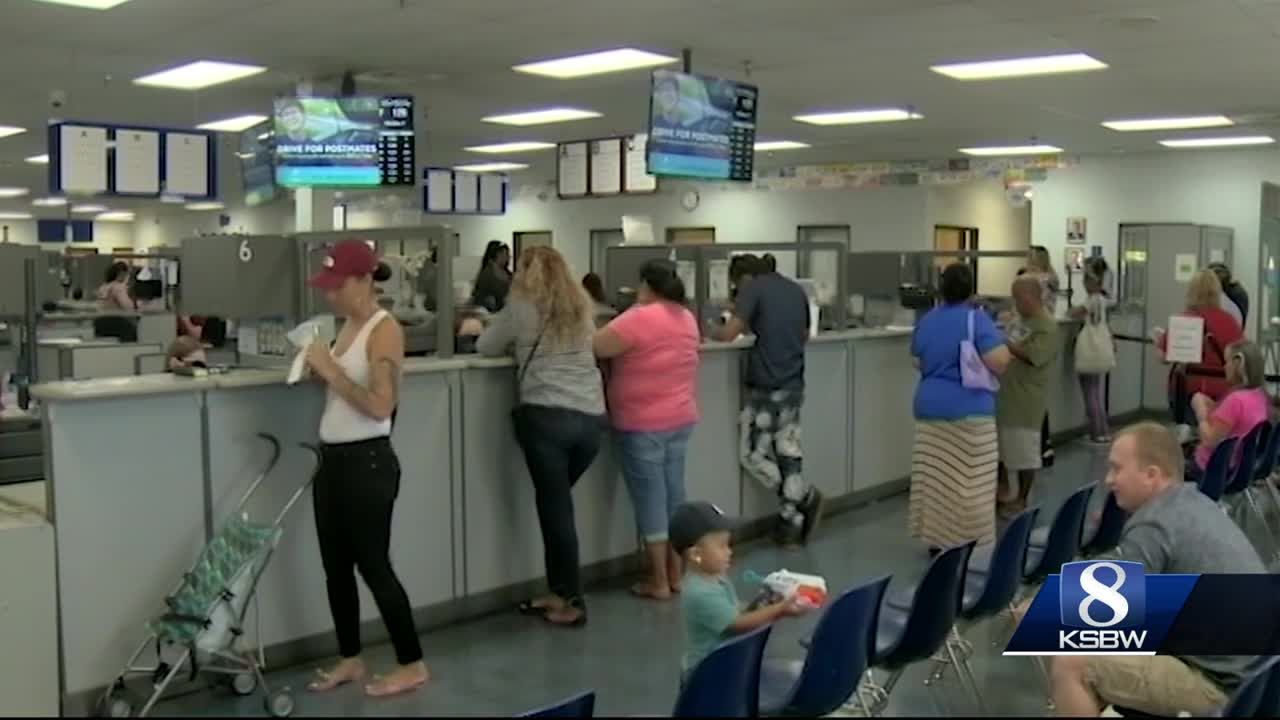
[1103,481,1265,688]
[476,297,605,417]
[734,272,809,391]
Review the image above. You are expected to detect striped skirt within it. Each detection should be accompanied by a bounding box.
[909,418,999,548]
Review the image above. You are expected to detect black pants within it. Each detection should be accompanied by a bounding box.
[512,405,604,605]
[314,436,423,665]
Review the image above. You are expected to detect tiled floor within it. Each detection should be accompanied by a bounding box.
[154,439,1256,717]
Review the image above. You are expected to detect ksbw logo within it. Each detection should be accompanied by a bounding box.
[1058,561,1148,651]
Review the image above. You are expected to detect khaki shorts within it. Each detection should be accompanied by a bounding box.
[1086,655,1226,717]
[998,426,1042,471]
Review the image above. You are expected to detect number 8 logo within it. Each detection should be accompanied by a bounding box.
[1077,561,1130,628]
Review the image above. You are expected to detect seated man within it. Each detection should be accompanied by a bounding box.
[1041,422,1264,716]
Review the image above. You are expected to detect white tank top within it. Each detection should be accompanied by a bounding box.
[319,310,394,444]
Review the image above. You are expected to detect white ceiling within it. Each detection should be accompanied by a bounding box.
[4,0,1280,210]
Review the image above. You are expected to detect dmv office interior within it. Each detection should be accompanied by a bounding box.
[3,0,1280,717]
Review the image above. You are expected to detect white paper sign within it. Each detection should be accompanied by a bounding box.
[60,125,109,193]
[1174,253,1198,282]
[1166,315,1205,364]
[622,215,656,245]
[709,259,731,301]
[676,260,697,300]
[115,129,161,194]
[1209,249,1226,264]
[557,142,588,197]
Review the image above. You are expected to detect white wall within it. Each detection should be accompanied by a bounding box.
[1032,148,1280,308]
[926,180,1031,296]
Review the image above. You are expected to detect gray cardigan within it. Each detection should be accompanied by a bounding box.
[476,297,605,416]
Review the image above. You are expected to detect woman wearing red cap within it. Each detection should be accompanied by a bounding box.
[303,239,429,697]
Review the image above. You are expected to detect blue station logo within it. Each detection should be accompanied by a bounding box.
[1057,561,1148,651]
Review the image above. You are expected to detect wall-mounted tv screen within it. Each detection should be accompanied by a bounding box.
[239,122,277,206]
[273,96,415,188]
[646,70,758,182]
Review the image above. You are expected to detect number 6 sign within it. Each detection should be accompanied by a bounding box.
[238,240,253,263]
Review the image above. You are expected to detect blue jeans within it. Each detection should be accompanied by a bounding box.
[616,425,695,543]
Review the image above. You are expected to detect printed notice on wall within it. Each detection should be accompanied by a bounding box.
[1174,253,1198,282]
[558,142,588,197]
[60,125,109,194]
[676,260,697,300]
[1165,315,1205,364]
[1209,248,1227,265]
[114,129,161,194]
[709,259,731,301]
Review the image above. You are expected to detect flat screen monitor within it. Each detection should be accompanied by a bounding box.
[239,122,277,207]
[273,96,415,188]
[646,70,758,182]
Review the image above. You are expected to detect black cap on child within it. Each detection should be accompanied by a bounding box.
[669,501,738,554]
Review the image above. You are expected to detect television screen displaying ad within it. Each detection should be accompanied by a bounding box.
[646,70,757,181]
[239,122,277,206]
[273,96,415,187]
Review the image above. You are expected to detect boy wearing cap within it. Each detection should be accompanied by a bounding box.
[672,501,812,674]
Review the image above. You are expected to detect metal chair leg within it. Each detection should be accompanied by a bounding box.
[944,634,987,714]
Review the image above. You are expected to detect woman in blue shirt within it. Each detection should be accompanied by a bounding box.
[909,264,1011,552]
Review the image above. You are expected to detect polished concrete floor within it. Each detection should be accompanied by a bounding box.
[156,439,1271,717]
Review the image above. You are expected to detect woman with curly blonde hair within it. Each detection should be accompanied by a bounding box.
[477,245,605,627]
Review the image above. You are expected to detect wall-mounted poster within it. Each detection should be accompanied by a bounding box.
[1067,216,1087,245]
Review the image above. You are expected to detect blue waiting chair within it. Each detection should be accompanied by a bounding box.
[1198,437,1239,502]
[1223,424,1266,504]
[1024,485,1094,583]
[1081,492,1128,558]
[866,542,976,714]
[673,624,771,718]
[757,576,891,717]
[518,690,595,718]
[1253,422,1278,483]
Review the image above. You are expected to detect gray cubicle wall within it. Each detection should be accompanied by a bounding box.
[181,235,301,320]
[0,245,61,316]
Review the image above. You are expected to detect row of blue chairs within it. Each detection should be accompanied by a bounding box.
[1195,420,1280,564]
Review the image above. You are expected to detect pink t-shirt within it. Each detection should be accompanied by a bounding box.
[1194,388,1270,470]
[605,301,700,432]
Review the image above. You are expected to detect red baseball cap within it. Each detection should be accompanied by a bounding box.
[309,240,378,290]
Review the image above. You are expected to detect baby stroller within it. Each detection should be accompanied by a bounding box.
[97,434,318,718]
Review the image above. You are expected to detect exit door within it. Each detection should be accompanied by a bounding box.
[513,231,552,261]
[933,225,979,272]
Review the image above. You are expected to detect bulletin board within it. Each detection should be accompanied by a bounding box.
[48,121,217,200]
[422,167,507,215]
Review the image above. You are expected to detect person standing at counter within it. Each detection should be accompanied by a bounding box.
[477,246,605,627]
[472,240,512,312]
[594,259,700,601]
[997,276,1059,517]
[1210,262,1249,328]
[909,263,1010,552]
[709,255,823,549]
[582,272,618,328]
[96,261,135,311]
[1019,245,1060,468]
[302,240,429,698]
[1070,269,1114,444]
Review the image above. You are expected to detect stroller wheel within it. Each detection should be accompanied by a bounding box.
[231,671,258,696]
[95,688,135,718]
[265,690,295,718]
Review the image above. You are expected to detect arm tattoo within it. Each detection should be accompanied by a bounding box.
[329,356,400,420]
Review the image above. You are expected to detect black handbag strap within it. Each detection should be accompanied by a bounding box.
[517,321,547,397]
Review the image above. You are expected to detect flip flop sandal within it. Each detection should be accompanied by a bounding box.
[517,600,550,616]
[363,674,428,698]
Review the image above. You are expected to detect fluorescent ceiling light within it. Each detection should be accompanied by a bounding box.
[483,107,602,126]
[454,162,528,172]
[1159,135,1275,148]
[959,144,1064,156]
[197,114,268,132]
[25,154,49,164]
[931,52,1107,80]
[1103,115,1233,132]
[464,141,556,154]
[96,211,136,222]
[0,125,26,139]
[0,187,29,198]
[793,109,921,126]
[133,60,266,90]
[185,201,225,211]
[30,0,133,8]
[513,48,678,78]
[71,204,107,213]
[0,212,33,220]
[754,141,811,151]
[32,197,67,207]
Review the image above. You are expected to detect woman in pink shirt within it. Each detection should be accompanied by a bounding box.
[593,259,700,601]
[1188,340,1270,483]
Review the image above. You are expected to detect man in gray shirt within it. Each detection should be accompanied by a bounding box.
[1049,421,1264,716]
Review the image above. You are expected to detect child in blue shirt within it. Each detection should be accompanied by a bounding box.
[671,502,812,673]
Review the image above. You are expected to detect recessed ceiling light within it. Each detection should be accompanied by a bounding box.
[31,0,132,8]
[931,52,1107,80]
[959,144,1064,156]
[0,187,29,198]
[96,211,136,222]
[463,141,556,154]
[513,48,679,78]
[0,212,33,221]
[197,114,269,133]
[793,109,922,126]
[1159,135,1275,148]
[32,197,67,207]
[133,60,266,90]
[454,162,529,172]
[0,125,26,139]
[754,141,811,151]
[25,154,49,164]
[71,204,107,213]
[1102,115,1233,132]
[185,201,225,211]
[483,108,603,126]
